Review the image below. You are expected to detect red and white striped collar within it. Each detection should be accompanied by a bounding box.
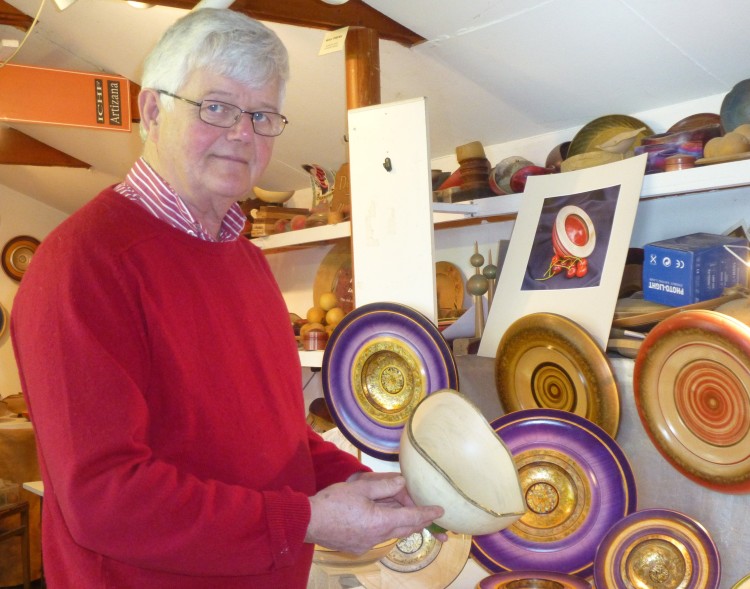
[114,158,246,243]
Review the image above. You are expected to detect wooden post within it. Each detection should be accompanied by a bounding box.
[343,27,381,309]
[344,27,380,110]
[338,27,380,218]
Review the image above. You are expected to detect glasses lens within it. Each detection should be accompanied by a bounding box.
[252,112,287,137]
[199,101,241,128]
[197,101,287,135]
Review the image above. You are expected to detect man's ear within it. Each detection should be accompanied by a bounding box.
[139,89,161,135]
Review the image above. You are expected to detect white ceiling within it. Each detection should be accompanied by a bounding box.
[2,0,749,214]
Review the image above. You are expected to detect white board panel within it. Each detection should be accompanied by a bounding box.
[348,98,437,323]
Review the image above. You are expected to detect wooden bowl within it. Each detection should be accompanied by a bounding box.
[252,186,295,204]
[2,394,26,415]
[399,389,525,535]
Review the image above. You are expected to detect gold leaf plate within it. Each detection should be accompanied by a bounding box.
[322,302,458,461]
[478,570,591,589]
[495,312,620,438]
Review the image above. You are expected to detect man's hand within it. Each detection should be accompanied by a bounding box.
[305,472,444,554]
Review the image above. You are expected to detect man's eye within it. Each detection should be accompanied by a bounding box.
[204,102,234,115]
[252,112,270,123]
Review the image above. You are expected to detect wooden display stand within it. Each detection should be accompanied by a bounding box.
[0,422,41,587]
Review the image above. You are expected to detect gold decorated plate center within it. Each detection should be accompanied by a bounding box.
[352,336,425,425]
[623,536,690,589]
[511,449,590,542]
[381,529,441,573]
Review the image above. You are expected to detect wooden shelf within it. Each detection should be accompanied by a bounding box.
[640,157,750,199]
[254,159,750,251]
[250,220,351,251]
[263,157,750,367]
[432,157,750,222]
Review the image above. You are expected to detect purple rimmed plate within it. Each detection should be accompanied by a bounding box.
[471,408,637,578]
[322,302,457,461]
[593,508,720,589]
[478,570,592,589]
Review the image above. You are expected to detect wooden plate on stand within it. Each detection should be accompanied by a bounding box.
[634,309,750,492]
[435,261,465,318]
[1,235,39,282]
[313,241,354,313]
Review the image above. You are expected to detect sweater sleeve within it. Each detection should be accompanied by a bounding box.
[307,428,370,491]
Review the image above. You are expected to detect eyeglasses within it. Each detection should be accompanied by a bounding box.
[157,90,288,137]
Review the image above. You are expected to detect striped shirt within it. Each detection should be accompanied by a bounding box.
[114,158,246,242]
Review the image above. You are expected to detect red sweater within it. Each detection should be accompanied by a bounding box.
[11,189,366,588]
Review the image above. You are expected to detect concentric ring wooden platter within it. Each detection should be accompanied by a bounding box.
[634,309,750,492]
[495,312,620,437]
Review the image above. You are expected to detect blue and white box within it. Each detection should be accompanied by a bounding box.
[643,232,748,307]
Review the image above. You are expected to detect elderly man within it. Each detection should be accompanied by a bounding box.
[11,9,442,588]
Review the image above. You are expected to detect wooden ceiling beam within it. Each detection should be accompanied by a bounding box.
[129,81,142,123]
[1,0,422,46]
[0,126,90,167]
[0,0,33,29]
[149,0,424,47]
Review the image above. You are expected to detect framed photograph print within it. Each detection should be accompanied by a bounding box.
[478,154,647,357]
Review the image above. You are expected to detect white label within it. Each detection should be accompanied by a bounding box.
[319,27,349,55]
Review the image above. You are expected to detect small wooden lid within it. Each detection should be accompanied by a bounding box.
[664,154,696,171]
[302,329,328,351]
[455,141,486,162]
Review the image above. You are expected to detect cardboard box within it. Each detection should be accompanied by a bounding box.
[643,232,748,306]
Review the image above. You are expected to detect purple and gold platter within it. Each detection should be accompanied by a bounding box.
[471,408,637,578]
[322,302,457,461]
[478,569,592,589]
[593,508,720,589]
